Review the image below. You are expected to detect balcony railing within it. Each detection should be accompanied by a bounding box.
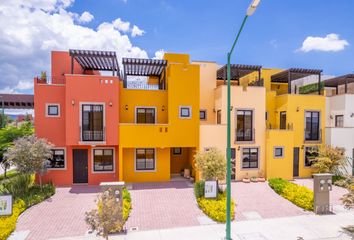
[304,128,322,142]
[125,81,160,90]
[35,76,65,84]
[80,126,105,142]
[267,123,294,130]
[235,128,255,142]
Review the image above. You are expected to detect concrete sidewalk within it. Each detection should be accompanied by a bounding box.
[51,210,354,240]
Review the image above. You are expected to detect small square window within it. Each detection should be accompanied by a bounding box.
[47,104,59,117]
[274,147,284,158]
[200,110,207,120]
[173,147,182,155]
[179,106,191,118]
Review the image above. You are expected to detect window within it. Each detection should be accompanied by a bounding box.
[274,147,284,158]
[236,110,253,141]
[136,108,155,124]
[335,115,344,127]
[46,104,59,117]
[304,146,318,167]
[135,148,155,171]
[93,149,114,172]
[217,110,221,124]
[242,148,259,169]
[173,147,182,155]
[305,111,320,141]
[82,104,104,141]
[47,149,65,169]
[200,110,207,120]
[280,111,286,129]
[179,106,191,118]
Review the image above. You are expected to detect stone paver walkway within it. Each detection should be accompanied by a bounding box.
[15,186,100,240]
[125,181,205,231]
[231,181,310,221]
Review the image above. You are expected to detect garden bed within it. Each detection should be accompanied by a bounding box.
[268,178,313,211]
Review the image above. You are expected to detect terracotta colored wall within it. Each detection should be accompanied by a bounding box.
[41,146,119,186]
[51,51,84,84]
[65,75,119,146]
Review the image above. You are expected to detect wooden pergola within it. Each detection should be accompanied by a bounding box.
[271,68,323,95]
[217,64,262,85]
[324,74,354,94]
[69,49,119,76]
[122,58,168,89]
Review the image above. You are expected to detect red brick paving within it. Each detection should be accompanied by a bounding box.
[16,186,100,240]
[232,181,309,221]
[125,181,205,231]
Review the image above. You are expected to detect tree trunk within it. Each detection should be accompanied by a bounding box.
[39,175,42,188]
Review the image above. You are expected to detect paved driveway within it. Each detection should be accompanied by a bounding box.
[15,186,100,240]
[125,181,205,231]
[231,181,310,221]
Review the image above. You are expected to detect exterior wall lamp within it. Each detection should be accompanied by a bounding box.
[351,113,354,118]
[125,105,128,110]
[296,107,300,112]
[109,101,113,107]
[71,100,75,106]
[162,105,165,111]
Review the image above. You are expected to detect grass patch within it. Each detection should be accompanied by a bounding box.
[268,178,313,211]
[0,174,56,240]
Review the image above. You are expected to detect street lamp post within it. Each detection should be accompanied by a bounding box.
[225,1,261,239]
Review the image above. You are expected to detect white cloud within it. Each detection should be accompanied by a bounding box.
[0,0,148,94]
[298,33,349,53]
[113,18,130,32]
[78,11,94,23]
[154,49,165,59]
[131,25,145,37]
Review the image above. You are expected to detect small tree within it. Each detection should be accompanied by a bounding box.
[85,189,124,240]
[311,145,346,174]
[0,122,33,178]
[341,183,354,210]
[4,135,52,186]
[195,147,226,181]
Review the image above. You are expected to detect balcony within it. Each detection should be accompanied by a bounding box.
[80,127,105,142]
[235,128,255,143]
[304,128,322,143]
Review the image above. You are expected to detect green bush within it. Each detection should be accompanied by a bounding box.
[122,187,132,222]
[268,178,313,211]
[299,82,324,94]
[194,181,205,198]
[0,174,34,198]
[0,199,26,240]
[196,193,235,222]
[22,183,55,207]
[0,169,19,182]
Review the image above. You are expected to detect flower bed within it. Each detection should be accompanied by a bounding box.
[268,178,313,211]
[194,181,235,222]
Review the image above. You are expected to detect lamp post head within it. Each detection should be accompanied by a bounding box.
[247,0,261,16]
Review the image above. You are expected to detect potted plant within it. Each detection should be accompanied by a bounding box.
[242,173,250,183]
[256,170,266,182]
[184,164,191,179]
[250,176,257,182]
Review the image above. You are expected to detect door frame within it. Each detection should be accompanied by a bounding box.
[73,149,88,184]
[293,147,300,177]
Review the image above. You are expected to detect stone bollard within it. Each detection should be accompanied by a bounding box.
[99,181,125,209]
[313,173,333,214]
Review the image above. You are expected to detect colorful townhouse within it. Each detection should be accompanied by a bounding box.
[34,50,200,185]
[265,68,326,180]
[325,74,354,176]
[195,61,266,181]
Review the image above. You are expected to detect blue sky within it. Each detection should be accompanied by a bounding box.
[69,0,354,76]
[0,0,353,98]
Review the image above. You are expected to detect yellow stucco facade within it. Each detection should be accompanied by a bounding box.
[119,53,200,182]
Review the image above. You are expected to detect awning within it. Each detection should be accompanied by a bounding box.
[69,49,119,72]
[271,68,322,83]
[122,58,167,77]
[217,64,262,80]
[324,74,354,87]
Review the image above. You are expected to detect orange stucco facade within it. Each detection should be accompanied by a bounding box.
[34,51,120,185]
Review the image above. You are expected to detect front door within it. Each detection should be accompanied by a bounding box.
[73,149,88,184]
[293,147,299,177]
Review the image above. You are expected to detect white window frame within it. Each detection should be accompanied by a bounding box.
[240,147,260,170]
[46,103,60,117]
[200,109,207,121]
[134,148,157,172]
[79,102,106,144]
[91,147,115,174]
[179,106,192,119]
[273,146,284,159]
[47,147,66,170]
[134,106,157,124]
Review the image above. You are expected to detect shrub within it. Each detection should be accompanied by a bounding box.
[122,188,131,221]
[311,145,347,174]
[299,82,324,94]
[196,193,235,222]
[0,199,26,240]
[268,178,314,211]
[0,174,34,198]
[194,181,205,198]
[22,183,55,207]
[0,169,19,182]
[341,185,354,210]
[194,148,226,181]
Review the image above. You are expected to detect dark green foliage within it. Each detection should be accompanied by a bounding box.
[299,82,324,94]
[194,181,205,198]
